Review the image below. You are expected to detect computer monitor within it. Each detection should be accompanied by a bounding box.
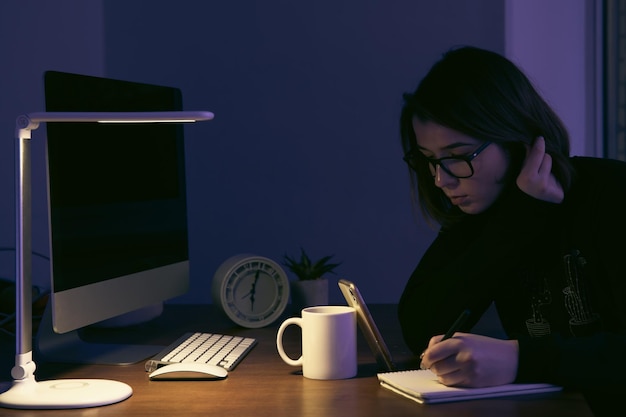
[36,71,190,364]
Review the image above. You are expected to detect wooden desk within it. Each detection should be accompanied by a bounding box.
[0,304,593,416]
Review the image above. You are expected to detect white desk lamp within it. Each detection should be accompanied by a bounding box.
[0,110,214,409]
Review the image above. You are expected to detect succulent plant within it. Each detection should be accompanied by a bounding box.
[282,248,341,281]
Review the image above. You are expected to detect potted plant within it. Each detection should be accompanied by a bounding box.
[283,248,341,313]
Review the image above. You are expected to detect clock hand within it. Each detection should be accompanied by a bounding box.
[241,270,260,311]
[249,270,260,311]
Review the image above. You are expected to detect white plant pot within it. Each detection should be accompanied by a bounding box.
[290,279,329,314]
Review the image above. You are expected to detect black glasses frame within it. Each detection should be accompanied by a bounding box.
[403,141,492,179]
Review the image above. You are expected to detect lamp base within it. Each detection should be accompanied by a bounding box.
[0,377,132,409]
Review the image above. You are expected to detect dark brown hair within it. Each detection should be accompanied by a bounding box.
[400,46,575,226]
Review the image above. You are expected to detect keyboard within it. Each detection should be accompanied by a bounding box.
[145,332,257,372]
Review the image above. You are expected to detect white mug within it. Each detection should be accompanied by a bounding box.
[276,305,357,380]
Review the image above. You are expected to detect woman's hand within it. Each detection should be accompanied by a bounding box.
[516,136,564,203]
[419,333,519,388]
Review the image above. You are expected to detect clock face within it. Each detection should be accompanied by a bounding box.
[212,255,290,328]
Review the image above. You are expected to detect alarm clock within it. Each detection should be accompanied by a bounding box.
[212,254,290,328]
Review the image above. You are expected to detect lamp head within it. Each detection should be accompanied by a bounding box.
[16,111,214,133]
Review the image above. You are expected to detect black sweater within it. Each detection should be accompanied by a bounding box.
[398,157,626,414]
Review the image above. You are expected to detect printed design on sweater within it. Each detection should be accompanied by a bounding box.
[525,273,553,337]
[562,249,599,336]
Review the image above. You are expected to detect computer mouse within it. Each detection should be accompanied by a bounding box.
[148,362,228,381]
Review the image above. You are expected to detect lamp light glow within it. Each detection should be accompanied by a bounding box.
[0,110,213,410]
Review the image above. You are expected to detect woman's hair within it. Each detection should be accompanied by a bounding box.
[400,45,575,227]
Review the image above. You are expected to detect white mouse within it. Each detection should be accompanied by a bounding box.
[148,362,228,381]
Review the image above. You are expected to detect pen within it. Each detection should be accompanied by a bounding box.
[419,309,471,367]
[441,308,471,341]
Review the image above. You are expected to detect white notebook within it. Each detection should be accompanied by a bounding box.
[377,369,562,404]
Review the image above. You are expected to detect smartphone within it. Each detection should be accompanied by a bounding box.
[338,279,396,372]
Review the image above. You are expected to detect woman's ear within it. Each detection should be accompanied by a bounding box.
[501,141,526,182]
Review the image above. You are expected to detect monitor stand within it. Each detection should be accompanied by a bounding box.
[35,303,163,365]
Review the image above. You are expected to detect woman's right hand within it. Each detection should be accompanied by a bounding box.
[420,333,519,388]
[516,136,564,204]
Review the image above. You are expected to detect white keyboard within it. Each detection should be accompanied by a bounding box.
[145,332,257,372]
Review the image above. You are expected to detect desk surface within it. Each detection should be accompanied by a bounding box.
[0,304,593,416]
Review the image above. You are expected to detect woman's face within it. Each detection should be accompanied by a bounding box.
[412,118,509,215]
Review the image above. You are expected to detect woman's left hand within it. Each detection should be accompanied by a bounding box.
[516,136,564,204]
[419,333,519,388]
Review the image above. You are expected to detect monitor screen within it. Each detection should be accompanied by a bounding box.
[38,71,190,364]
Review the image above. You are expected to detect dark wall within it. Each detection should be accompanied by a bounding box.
[0,1,105,291]
[102,0,505,304]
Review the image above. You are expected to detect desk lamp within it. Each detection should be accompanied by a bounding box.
[0,110,214,409]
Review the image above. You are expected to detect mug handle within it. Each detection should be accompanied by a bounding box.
[276,317,303,366]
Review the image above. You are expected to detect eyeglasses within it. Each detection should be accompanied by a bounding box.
[403,141,492,179]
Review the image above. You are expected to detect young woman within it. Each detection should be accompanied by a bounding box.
[398,46,626,416]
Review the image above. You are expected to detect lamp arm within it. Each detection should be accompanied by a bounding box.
[13,126,35,381]
[16,115,40,133]
[10,110,215,382]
